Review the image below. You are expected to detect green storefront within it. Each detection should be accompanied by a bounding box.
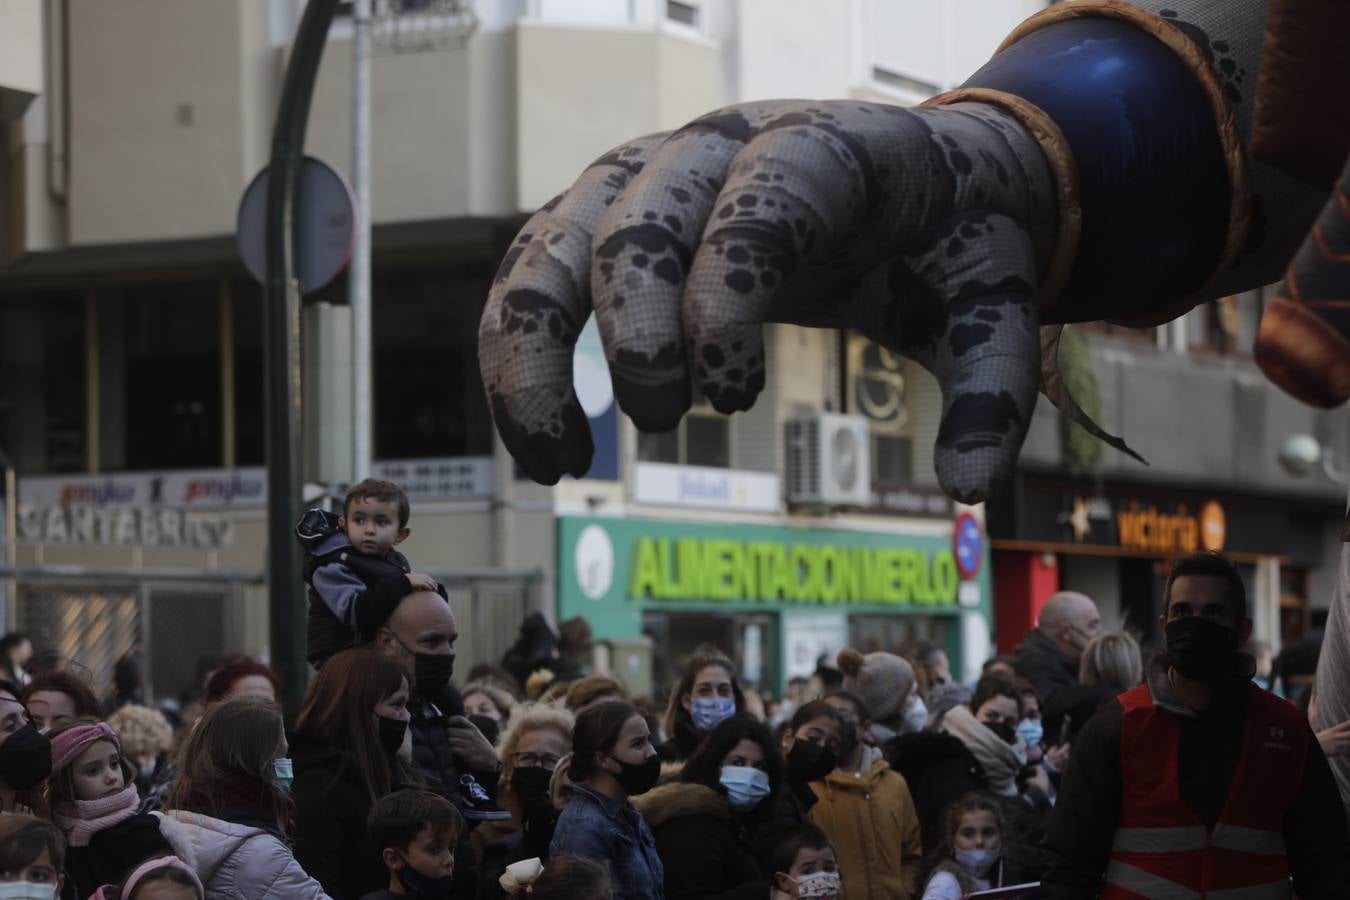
[558,515,993,697]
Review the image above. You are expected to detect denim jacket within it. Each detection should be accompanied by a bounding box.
[549,783,665,900]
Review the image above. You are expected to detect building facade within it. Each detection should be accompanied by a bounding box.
[3,0,1075,700]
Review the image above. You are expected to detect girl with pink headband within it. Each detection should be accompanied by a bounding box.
[89,855,203,900]
[47,720,179,899]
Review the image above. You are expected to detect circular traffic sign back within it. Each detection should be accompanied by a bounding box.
[237,156,355,294]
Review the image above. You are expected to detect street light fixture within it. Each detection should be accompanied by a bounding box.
[1278,433,1348,483]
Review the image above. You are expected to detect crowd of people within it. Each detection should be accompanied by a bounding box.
[0,479,1345,898]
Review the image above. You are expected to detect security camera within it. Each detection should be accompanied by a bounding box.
[1277,433,1323,477]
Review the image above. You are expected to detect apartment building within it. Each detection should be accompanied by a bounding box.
[33,0,1331,700]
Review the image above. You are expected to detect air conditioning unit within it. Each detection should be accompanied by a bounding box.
[785,414,872,507]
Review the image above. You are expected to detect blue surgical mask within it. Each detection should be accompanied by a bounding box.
[955,848,1000,877]
[691,696,736,731]
[1015,718,1044,747]
[719,765,770,811]
[272,757,294,793]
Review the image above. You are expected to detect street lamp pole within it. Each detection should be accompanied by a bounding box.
[265,0,340,720]
[351,0,373,481]
[0,447,15,631]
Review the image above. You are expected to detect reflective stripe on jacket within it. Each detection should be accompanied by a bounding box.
[1100,682,1306,900]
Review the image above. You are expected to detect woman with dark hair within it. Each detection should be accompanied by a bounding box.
[635,714,781,899]
[550,701,663,900]
[163,696,328,898]
[291,648,419,900]
[776,700,845,825]
[658,647,746,763]
[202,657,280,705]
[22,671,102,734]
[0,679,52,817]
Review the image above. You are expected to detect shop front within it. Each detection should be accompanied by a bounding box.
[987,473,1341,652]
[557,515,993,699]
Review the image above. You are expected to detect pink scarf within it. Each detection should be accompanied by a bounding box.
[53,785,140,847]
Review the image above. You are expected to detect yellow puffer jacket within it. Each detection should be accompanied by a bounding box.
[809,748,923,900]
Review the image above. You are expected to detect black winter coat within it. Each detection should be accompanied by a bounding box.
[634,782,769,900]
[64,814,173,899]
[290,731,388,900]
[884,731,985,854]
[1013,630,1113,743]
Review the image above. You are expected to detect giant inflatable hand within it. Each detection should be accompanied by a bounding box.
[480,0,1346,503]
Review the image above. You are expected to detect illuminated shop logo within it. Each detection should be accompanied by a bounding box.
[629,536,959,606]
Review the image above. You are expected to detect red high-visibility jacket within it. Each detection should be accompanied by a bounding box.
[1100,682,1307,900]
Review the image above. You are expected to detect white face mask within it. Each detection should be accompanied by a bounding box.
[0,883,59,900]
[793,870,841,899]
[902,694,928,733]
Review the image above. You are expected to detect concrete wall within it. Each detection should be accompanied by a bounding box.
[516,23,725,211]
[0,0,42,121]
[1019,330,1350,502]
[67,0,271,245]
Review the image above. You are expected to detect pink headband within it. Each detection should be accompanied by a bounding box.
[119,855,203,897]
[50,722,120,774]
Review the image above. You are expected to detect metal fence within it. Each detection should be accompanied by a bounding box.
[0,564,543,702]
[1,565,257,703]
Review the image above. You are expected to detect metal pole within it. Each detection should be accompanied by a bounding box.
[351,0,374,480]
[266,0,340,721]
[0,448,16,631]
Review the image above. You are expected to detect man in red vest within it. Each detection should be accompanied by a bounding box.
[1041,551,1350,898]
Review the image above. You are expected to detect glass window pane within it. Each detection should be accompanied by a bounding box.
[373,263,493,459]
[101,282,220,470]
[685,415,729,468]
[637,428,679,464]
[232,283,264,465]
[873,433,912,484]
[0,293,87,473]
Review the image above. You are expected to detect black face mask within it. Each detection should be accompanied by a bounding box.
[0,723,52,791]
[510,765,553,802]
[413,653,455,696]
[396,854,454,899]
[983,720,1018,745]
[785,740,837,784]
[608,754,661,796]
[377,715,408,757]
[1165,617,1236,682]
[469,715,501,747]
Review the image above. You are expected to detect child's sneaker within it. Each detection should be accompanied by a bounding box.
[458,773,511,821]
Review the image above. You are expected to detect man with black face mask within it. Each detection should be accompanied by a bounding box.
[1042,551,1350,899]
[369,588,509,898]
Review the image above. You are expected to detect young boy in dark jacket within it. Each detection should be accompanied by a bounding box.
[297,478,442,669]
[360,789,464,900]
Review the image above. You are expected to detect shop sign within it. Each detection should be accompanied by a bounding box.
[629,535,958,605]
[17,506,233,549]
[371,457,494,500]
[19,469,266,509]
[559,516,991,640]
[632,463,779,512]
[980,474,1331,558]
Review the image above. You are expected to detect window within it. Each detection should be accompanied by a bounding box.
[847,336,913,485]
[372,262,493,459]
[0,292,87,474]
[665,0,699,27]
[637,383,730,467]
[231,282,265,466]
[98,282,222,470]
